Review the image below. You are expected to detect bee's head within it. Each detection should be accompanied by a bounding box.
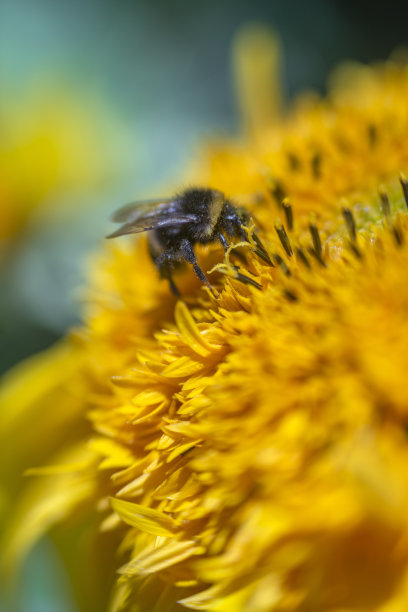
[214,200,248,241]
[235,206,251,226]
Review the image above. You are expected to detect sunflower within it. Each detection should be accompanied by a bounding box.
[2,30,408,612]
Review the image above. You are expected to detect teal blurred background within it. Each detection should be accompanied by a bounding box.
[0,0,407,610]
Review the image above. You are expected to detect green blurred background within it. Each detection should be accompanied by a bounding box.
[0,0,407,610]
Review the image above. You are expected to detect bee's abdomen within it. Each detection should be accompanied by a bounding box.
[148,226,185,263]
[147,230,166,262]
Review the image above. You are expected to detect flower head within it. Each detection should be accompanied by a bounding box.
[2,44,408,612]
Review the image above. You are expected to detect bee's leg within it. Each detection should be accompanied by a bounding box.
[180,239,216,296]
[218,232,229,251]
[219,231,248,265]
[155,255,181,296]
[165,268,180,297]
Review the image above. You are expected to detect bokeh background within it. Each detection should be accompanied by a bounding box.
[1,0,407,610]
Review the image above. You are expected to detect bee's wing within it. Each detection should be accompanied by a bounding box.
[107,197,198,239]
[110,198,174,223]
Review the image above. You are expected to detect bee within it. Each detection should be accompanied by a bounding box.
[107,187,271,295]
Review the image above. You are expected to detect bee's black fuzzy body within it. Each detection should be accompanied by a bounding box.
[108,187,265,295]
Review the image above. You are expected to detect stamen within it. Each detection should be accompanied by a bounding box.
[349,242,362,259]
[295,247,311,268]
[367,123,377,147]
[378,186,402,245]
[230,248,248,265]
[275,222,293,256]
[268,177,286,205]
[392,225,403,246]
[400,173,408,209]
[311,152,322,179]
[273,253,291,276]
[379,186,391,220]
[341,206,362,257]
[254,248,274,266]
[308,221,326,266]
[282,198,293,232]
[309,223,322,259]
[308,247,327,267]
[283,289,298,302]
[287,152,301,171]
[208,261,261,291]
[341,206,357,242]
[235,271,262,289]
[251,233,274,266]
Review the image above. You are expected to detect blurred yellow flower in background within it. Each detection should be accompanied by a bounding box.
[0,80,128,246]
[2,28,408,612]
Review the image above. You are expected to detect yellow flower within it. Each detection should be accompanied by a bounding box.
[2,32,408,612]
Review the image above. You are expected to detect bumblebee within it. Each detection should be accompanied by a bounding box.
[107,187,270,295]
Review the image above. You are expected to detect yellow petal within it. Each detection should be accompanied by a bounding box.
[110,498,178,537]
[174,301,220,357]
[120,539,205,575]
